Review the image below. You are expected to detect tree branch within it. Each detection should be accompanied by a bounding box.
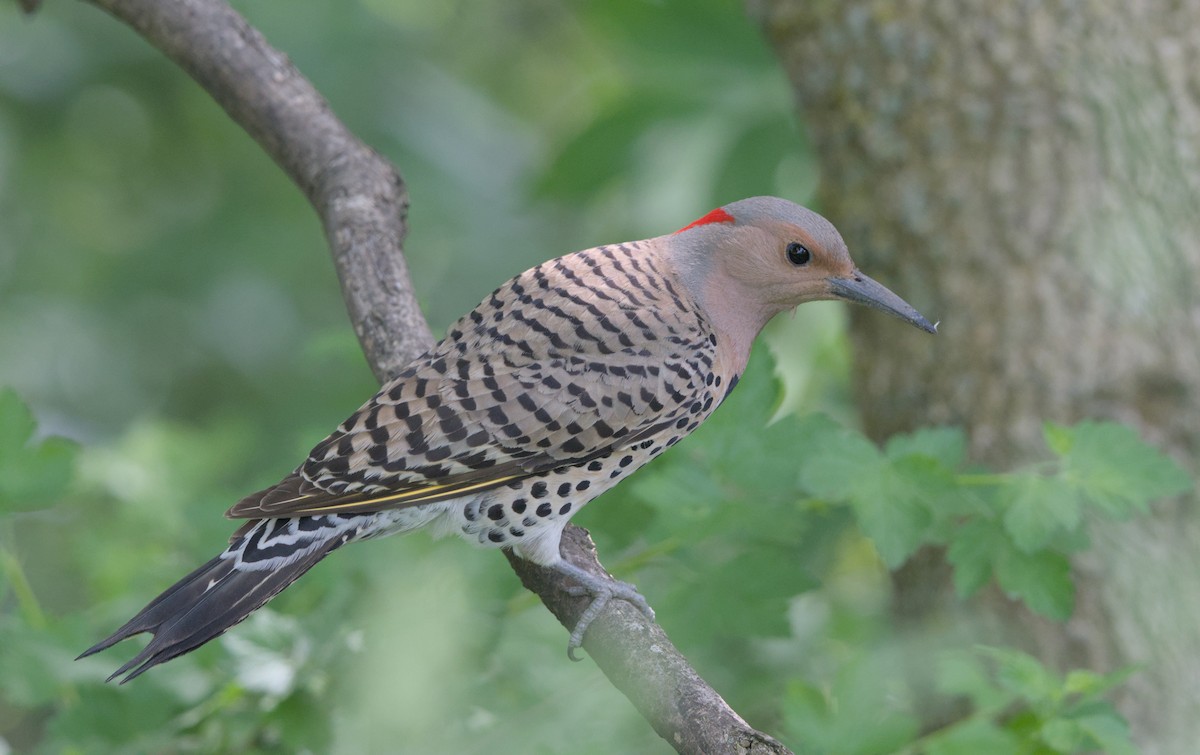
[55,0,792,751]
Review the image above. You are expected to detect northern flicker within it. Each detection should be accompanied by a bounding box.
[81,196,934,680]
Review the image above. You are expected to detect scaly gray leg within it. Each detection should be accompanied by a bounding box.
[551,560,655,661]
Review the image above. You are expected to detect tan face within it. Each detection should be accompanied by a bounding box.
[669,198,935,335]
[720,218,858,314]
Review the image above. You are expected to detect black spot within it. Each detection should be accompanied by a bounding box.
[509,527,524,537]
[587,460,603,472]
[466,430,490,447]
[523,516,537,527]
[487,504,504,521]
[405,430,429,455]
[536,502,553,517]
[619,455,633,468]
[559,503,572,515]
[488,530,506,543]
[463,504,477,521]
[557,482,571,497]
[543,375,562,390]
[426,446,452,462]
[675,417,689,429]
[512,499,527,514]
[531,481,548,498]
[363,406,382,429]
[561,437,585,454]
[727,374,740,394]
[640,439,655,449]
[488,406,508,425]
[610,469,622,479]
[576,480,591,492]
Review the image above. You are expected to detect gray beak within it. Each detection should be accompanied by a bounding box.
[828,272,937,334]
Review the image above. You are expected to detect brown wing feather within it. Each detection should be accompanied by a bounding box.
[226,250,715,521]
[226,420,673,520]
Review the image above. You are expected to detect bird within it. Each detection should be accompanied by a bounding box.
[80,196,935,681]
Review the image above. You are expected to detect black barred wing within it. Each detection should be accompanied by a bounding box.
[228,247,716,520]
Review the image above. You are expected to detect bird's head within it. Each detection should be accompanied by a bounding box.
[666,196,936,337]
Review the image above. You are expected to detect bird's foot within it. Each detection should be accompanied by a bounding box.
[551,560,654,661]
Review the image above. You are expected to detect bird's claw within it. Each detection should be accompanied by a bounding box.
[552,561,655,661]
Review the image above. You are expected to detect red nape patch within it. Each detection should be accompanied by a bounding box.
[674,207,735,234]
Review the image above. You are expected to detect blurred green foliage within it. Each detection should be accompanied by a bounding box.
[0,1,1188,753]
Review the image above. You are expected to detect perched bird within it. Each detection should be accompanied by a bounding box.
[81,196,934,680]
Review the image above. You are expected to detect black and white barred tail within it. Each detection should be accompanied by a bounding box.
[79,514,363,683]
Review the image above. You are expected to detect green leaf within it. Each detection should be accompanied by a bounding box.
[1043,422,1074,457]
[1075,712,1137,755]
[1057,421,1192,516]
[925,719,1021,755]
[978,646,1061,706]
[1041,717,1089,752]
[0,388,36,457]
[795,419,935,567]
[994,546,1074,621]
[934,649,1013,711]
[1002,474,1081,552]
[949,517,1076,619]
[885,426,967,470]
[781,657,920,755]
[676,543,812,638]
[852,465,933,568]
[0,389,78,513]
[796,420,884,500]
[946,520,1004,598]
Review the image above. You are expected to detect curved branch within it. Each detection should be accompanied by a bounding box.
[60,0,793,752]
[507,527,791,755]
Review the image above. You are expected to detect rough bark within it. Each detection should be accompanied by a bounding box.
[752,1,1200,752]
[36,0,789,751]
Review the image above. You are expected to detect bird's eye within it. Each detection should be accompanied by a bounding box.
[786,242,811,266]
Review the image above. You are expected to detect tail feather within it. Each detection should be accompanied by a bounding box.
[80,515,358,683]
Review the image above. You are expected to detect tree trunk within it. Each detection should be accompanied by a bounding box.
[751,1,1200,752]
